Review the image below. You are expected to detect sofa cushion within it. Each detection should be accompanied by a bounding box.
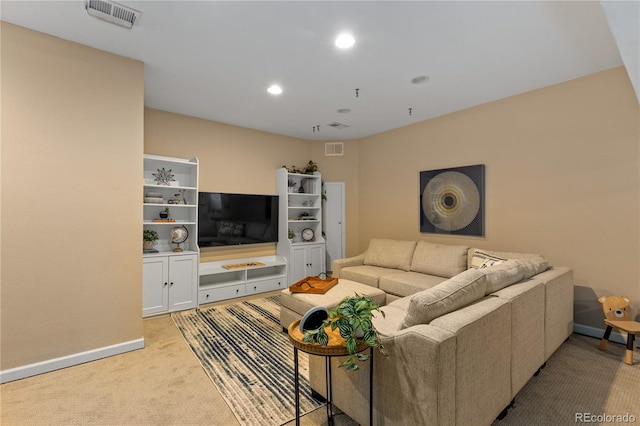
[402,268,488,328]
[410,241,469,278]
[371,298,409,336]
[379,271,448,298]
[364,239,417,271]
[469,250,505,269]
[468,248,548,278]
[340,265,398,288]
[482,260,525,294]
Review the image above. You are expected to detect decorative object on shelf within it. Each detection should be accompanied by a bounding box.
[287,181,298,193]
[152,167,175,186]
[288,229,295,240]
[299,306,328,332]
[170,225,189,252]
[144,192,163,204]
[419,164,485,236]
[159,207,170,219]
[282,161,318,175]
[221,261,267,270]
[143,229,159,250]
[289,273,338,294]
[303,294,386,371]
[301,228,315,242]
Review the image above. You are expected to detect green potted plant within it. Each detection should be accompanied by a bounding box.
[303,294,385,371]
[143,229,159,250]
[159,207,170,219]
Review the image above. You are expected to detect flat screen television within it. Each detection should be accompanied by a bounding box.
[198,192,279,247]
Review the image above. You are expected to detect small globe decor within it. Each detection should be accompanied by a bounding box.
[170,226,189,252]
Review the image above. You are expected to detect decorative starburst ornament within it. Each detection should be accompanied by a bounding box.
[152,168,175,186]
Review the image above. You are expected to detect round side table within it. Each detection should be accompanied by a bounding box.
[287,320,373,426]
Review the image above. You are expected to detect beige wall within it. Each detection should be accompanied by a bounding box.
[310,140,362,259]
[353,67,640,326]
[1,23,144,370]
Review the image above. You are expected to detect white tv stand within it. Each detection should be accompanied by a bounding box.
[198,255,287,305]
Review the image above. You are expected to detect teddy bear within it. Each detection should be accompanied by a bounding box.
[597,295,632,321]
[597,295,639,365]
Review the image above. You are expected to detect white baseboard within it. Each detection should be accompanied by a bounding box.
[574,323,639,348]
[0,338,144,384]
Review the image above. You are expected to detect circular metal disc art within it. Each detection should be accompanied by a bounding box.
[421,171,480,231]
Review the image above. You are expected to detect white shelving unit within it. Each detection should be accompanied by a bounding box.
[276,167,326,284]
[198,255,287,305]
[142,155,199,317]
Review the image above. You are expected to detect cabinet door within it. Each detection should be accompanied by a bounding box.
[168,254,198,311]
[307,244,326,277]
[143,257,169,316]
[290,246,309,284]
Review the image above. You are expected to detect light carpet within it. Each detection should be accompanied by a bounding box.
[171,296,323,426]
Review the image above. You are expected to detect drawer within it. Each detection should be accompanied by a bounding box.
[199,284,246,305]
[247,276,286,294]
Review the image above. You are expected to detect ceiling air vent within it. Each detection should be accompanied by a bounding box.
[325,142,344,157]
[326,122,350,130]
[86,0,141,29]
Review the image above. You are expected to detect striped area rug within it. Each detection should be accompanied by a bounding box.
[171,296,323,425]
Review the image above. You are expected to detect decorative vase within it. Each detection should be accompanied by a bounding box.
[143,240,154,250]
[159,212,169,219]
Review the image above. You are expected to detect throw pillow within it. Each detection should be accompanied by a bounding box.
[363,239,417,271]
[470,250,505,269]
[410,241,469,278]
[483,260,525,294]
[515,256,548,279]
[402,268,488,328]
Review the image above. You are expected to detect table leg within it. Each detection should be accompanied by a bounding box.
[370,348,373,426]
[294,347,300,426]
[326,356,334,426]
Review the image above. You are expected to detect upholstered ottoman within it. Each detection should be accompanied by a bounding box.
[279,279,387,330]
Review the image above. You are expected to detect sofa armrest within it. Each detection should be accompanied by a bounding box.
[309,324,456,426]
[332,253,365,278]
[533,266,573,359]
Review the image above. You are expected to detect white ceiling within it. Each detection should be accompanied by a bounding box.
[1,1,635,141]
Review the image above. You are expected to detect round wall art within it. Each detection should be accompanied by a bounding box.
[419,164,485,236]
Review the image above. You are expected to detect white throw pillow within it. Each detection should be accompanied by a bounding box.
[470,250,505,269]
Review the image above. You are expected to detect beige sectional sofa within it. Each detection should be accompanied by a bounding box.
[308,239,573,426]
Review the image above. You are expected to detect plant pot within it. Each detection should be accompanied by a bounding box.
[159,213,169,219]
[143,240,155,250]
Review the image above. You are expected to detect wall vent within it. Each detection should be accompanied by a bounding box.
[326,122,349,130]
[86,0,141,29]
[325,142,344,157]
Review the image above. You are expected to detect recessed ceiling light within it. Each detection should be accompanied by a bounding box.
[411,75,430,85]
[335,33,355,49]
[267,84,283,95]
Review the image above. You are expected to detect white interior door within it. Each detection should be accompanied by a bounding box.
[323,182,345,273]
